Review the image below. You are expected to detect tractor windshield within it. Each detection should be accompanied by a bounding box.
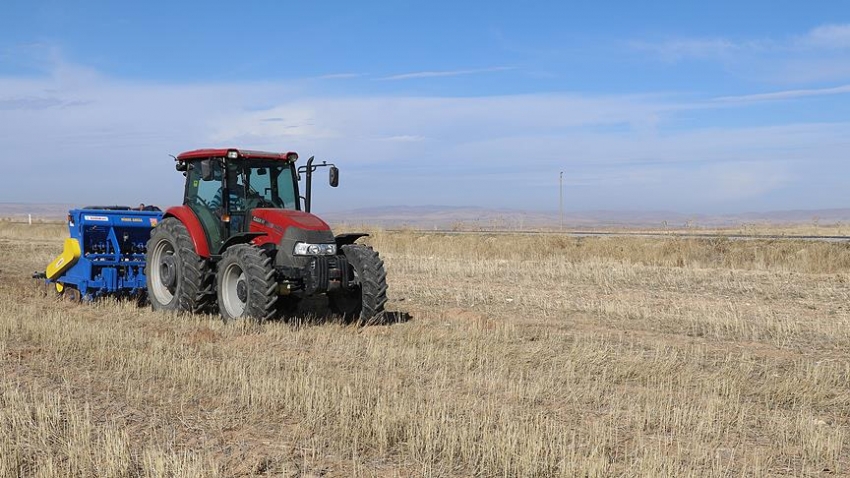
[183,158,300,252]
[226,161,298,211]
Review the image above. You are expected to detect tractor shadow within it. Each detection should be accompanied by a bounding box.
[278,296,412,328]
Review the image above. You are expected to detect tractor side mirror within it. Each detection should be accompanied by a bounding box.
[329,166,339,187]
[200,160,214,181]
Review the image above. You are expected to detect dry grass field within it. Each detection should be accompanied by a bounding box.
[1,222,849,476]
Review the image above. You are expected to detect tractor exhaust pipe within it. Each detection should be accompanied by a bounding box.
[299,156,339,214]
[305,156,314,213]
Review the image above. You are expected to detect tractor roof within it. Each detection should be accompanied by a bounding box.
[176,148,297,162]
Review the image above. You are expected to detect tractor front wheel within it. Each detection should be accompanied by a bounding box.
[146,218,214,313]
[329,244,388,324]
[217,245,278,323]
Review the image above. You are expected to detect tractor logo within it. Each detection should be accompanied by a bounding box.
[150,218,158,227]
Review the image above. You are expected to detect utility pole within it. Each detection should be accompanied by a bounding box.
[559,171,564,230]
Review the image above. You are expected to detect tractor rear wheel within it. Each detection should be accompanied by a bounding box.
[146,218,214,313]
[329,245,388,324]
[217,245,278,323]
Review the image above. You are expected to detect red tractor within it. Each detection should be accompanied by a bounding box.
[145,148,387,322]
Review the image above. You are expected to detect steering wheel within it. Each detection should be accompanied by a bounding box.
[246,195,275,209]
[196,196,213,209]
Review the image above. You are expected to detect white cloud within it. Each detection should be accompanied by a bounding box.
[378,66,515,81]
[316,73,364,80]
[636,23,850,61]
[797,24,850,50]
[713,84,850,103]
[633,24,850,83]
[703,161,790,202]
[0,60,847,212]
[374,135,426,142]
[630,38,748,61]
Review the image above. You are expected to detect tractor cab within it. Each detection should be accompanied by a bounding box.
[174,148,336,256]
[181,151,298,254]
[147,147,384,324]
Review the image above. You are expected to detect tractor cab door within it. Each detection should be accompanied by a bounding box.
[223,162,251,235]
[185,160,227,254]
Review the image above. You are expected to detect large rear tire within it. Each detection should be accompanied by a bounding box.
[146,217,215,313]
[329,244,388,324]
[217,245,278,323]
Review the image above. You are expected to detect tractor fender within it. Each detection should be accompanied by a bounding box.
[335,233,369,247]
[221,232,267,251]
[164,206,211,258]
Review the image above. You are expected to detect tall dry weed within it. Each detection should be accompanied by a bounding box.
[0,228,847,476]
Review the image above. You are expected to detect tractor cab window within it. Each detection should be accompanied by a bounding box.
[184,160,225,250]
[274,167,297,208]
[228,161,298,211]
[187,160,223,211]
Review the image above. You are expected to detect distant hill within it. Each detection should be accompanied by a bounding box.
[3,202,849,229]
[321,206,850,229]
[0,203,75,221]
[0,202,153,221]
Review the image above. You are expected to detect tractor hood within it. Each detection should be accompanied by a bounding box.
[250,208,331,233]
[249,209,336,269]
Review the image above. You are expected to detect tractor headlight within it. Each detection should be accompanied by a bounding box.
[293,242,337,256]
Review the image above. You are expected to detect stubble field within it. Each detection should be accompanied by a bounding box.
[1,222,849,477]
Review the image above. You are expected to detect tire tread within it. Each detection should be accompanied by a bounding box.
[218,244,278,322]
[145,217,215,313]
[334,244,388,324]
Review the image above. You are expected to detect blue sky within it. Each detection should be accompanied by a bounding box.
[1,1,849,214]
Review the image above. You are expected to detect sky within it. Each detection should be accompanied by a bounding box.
[1,0,849,214]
